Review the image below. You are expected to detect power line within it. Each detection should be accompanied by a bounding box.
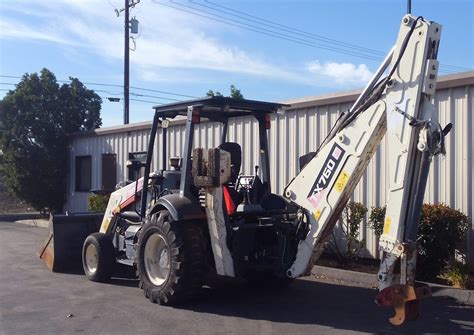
[199,0,473,73]
[0,88,163,105]
[102,96,164,105]
[129,86,198,98]
[130,98,163,105]
[92,89,123,96]
[194,0,386,56]
[0,75,199,99]
[0,82,174,102]
[130,92,182,101]
[200,0,470,74]
[153,1,382,61]
[76,88,184,102]
[154,0,472,73]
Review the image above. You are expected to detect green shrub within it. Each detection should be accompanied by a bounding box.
[367,203,469,280]
[440,262,472,289]
[417,203,469,279]
[88,194,109,212]
[329,201,368,266]
[368,205,386,237]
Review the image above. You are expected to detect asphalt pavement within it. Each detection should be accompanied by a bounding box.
[1,221,473,335]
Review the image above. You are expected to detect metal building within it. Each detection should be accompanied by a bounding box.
[67,71,474,264]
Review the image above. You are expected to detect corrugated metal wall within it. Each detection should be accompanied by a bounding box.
[67,83,473,263]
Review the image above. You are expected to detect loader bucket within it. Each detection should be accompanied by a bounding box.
[38,213,103,272]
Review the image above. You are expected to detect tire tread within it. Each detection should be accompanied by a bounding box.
[82,232,115,282]
[137,210,207,305]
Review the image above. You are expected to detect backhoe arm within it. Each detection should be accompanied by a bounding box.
[284,14,448,325]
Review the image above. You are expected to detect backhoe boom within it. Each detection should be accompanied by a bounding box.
[284,14,448,325]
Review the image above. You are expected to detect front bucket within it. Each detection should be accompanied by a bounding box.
[38,213,103,272]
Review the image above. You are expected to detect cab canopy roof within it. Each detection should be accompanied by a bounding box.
[153,96,288,121]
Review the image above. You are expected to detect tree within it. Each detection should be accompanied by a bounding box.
[206,85,244,99]
[206,89,223,97]
[0,68,102,212]
[229,85,243,99]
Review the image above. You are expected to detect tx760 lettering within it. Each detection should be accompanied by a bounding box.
[307,143,345,208]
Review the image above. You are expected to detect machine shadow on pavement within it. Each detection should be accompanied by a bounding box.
[2,223,472,335]
[78,269,474,334]
[179,278,474,335]
[52,262,140,288]
[108,265,140,288]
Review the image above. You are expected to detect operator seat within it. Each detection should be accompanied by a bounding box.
[218,142,242,214]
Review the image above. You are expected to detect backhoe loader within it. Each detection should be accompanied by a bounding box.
[39,13,450,325]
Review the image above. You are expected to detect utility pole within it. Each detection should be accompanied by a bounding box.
[115,0,140,125]
[124,0,130,124]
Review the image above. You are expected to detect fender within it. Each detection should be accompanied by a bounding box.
[150,193,206,222]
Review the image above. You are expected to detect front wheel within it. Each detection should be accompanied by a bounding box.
[137,210,207,305]
[82,232,115,282]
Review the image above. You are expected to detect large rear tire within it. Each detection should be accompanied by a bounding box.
[82,232,115,282]
[137,210,207,305]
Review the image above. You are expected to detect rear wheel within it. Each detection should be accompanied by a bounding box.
[137,210,207,305]
[82,232,115,282]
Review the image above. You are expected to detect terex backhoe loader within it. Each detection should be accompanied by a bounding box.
[39,14,450,325]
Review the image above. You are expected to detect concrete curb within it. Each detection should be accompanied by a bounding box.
[0,213,45,221]
[311,265,474,305]
[14,219,49,228]
[424,282,474,305]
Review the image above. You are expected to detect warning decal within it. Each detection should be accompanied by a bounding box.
[335,171,350,192]
[307,143,345,208]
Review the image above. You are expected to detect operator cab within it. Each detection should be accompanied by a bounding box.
[145,96,290,216]
[137,96,297,280]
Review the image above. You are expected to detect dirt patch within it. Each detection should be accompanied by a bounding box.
[0,181,34,214]
[315,254,379,274]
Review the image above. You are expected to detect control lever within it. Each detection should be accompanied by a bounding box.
[442,123,452,136]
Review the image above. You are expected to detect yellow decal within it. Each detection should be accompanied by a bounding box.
[101,217,111,233]
[112,205,121,215]
[314,209,322,221]
[383,217,392,235]
[335,171,350,192]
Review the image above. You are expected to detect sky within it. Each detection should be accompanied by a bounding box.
[0,0,473,127]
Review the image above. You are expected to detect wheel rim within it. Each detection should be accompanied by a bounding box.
[144,233,170,286]
[85,243,98,274]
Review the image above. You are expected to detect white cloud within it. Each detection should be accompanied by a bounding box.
[0,0,299,83]
[307,60,373,85]
[0,17,75,46]
[0,1,376,89]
